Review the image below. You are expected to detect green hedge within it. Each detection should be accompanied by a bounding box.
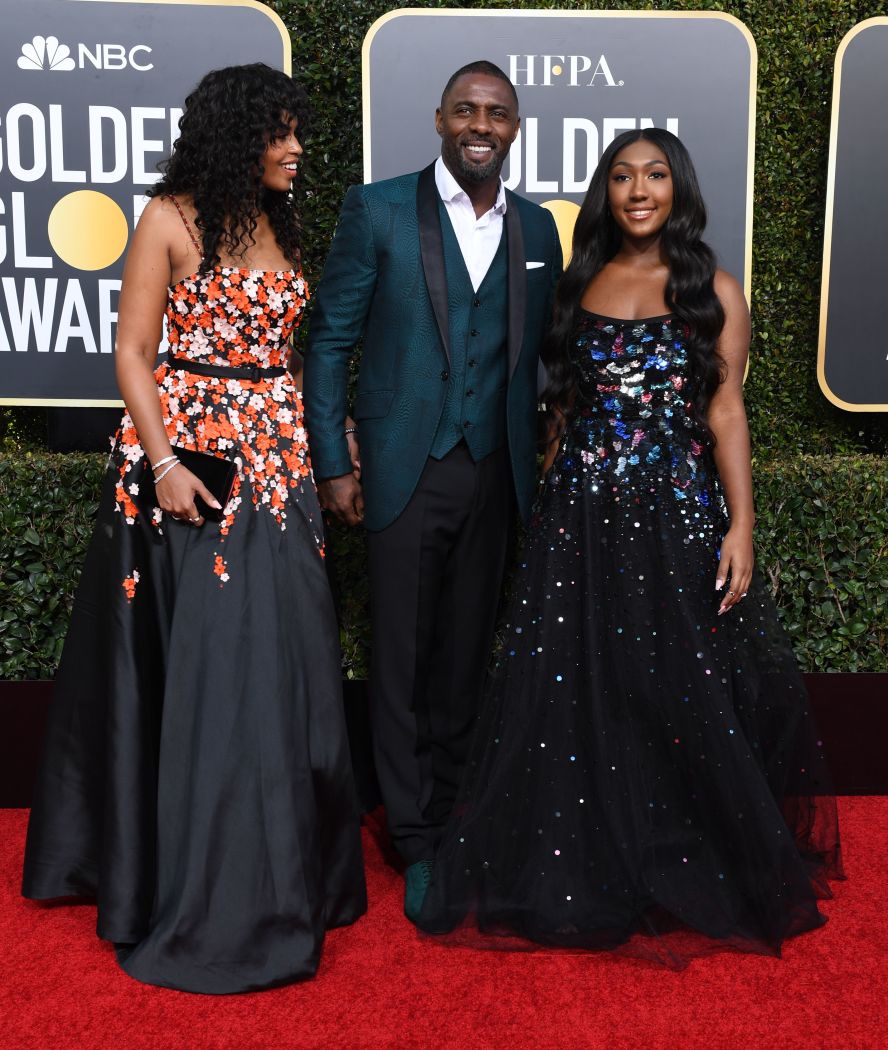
[0,454,102,679]
[2,452,885,679]
[752,456,887,670]
[2,0,888,675]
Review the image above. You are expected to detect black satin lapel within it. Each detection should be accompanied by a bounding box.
[505,194,526,379]
[417,163,450,364]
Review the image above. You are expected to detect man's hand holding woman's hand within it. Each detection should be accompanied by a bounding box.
[318,420,364,526]
[318,474,364,526]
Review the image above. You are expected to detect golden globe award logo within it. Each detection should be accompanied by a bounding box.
[48,191,130,271]
[0,0,290,406]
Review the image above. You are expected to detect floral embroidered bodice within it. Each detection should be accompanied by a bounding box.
[166,267,306,369]
[112,267,321,584]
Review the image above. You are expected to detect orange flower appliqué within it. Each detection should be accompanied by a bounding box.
[122,570,140,602]
[111,267,323,582]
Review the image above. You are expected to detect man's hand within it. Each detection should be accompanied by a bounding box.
[318,473,364,526]
[344,417,361,480]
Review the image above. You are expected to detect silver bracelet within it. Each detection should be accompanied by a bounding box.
[344,426,358,436]
[154,459,181,484]
[152,453,178,472]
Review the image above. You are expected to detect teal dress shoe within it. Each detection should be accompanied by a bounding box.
[404,860,433,923]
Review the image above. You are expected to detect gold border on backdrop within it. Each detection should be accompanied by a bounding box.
[361,8,757,306]
[817,16,888,413]
[0,0,291,407]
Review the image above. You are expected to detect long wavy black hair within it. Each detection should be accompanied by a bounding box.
[542,128,725,432]
[148,63,310,269]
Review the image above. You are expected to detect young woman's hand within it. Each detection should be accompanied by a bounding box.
[715,525,754,615]
[155,464,221,526]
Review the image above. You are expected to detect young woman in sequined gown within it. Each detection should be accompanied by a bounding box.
[22,65,366,993]
[418,129,842,964]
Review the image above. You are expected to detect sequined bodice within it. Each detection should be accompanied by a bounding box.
[166,267,308,369]
[573,311,696,426]
[552,312,714,504]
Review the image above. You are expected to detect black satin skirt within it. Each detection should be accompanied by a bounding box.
[22,451,367,993]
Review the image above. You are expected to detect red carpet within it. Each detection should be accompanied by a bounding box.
[0,800,884,1049]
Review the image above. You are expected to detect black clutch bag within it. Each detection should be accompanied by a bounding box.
[150,447,237,522]
[178,447,237,521]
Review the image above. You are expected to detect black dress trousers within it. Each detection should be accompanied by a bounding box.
[367,442,514,864]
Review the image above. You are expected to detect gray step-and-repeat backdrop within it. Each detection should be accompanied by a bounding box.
[819,16,888,413]
[0,0,289,407]
[363,10,756,295]
[4,7,883,413]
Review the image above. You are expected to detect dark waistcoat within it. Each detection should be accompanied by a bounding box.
[429,209,509,461]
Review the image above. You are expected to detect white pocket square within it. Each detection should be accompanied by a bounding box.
[525,261,545,269]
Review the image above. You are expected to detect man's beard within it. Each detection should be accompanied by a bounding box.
[457,154,501,182]
[446,140,503,183]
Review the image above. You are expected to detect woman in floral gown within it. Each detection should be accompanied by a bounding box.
[23,63,366,993]
[418,129,842,965]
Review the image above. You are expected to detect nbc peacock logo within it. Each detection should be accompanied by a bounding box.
[18,35,75,71]
[16,34,154,71]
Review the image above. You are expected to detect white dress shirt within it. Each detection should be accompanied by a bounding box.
[434,156,507,292]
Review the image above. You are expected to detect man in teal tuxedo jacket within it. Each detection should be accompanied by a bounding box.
[304,61,561,921]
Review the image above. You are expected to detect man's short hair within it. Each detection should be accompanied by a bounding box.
[440,60,519,111]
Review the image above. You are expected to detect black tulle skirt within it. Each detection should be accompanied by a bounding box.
[418,422,842,966]
[22,446,367,993]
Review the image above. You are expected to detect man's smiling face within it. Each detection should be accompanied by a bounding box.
[435,73,520,187]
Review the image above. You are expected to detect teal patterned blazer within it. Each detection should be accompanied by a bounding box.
[303,162,562,532]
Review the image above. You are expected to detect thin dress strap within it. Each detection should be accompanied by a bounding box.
[167,195,203,258]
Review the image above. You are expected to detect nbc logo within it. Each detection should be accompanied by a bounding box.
[16,34,153,72]
[18,35,75,71]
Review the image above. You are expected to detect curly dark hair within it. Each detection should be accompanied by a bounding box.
[148,63,311,269]
[543,128,725,438]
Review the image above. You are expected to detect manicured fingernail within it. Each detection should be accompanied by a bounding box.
[211,500,222,509]
[715,578,724,590]
[718,607,726,616]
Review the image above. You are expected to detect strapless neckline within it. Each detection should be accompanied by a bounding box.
[168,265,297,292]
[579,307,673,325]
